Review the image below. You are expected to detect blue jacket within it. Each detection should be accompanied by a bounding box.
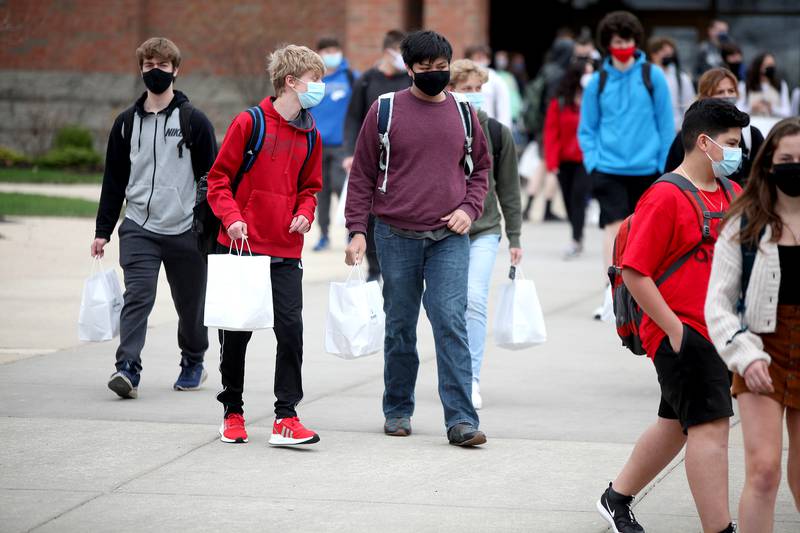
[314,59,357,147]
[578,52,675,176]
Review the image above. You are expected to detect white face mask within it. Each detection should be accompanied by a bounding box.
[388,49,405,71]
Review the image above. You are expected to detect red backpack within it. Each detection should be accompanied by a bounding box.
[608,173,736,355]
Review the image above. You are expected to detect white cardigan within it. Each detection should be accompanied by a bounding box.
[706,215,782,375]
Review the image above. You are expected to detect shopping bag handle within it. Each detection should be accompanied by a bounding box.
[345,263,366,283]
[228,237,253,256]
[90,256,104,276]
[508,264,526,281]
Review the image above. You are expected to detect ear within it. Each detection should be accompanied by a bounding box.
[172,67,179,78]
[696,134,710,153]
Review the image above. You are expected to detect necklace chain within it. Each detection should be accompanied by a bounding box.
[678,166,721,211]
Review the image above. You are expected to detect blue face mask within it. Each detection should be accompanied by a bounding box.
[454,91,484,110]
[295,80,326,109]
[705,135,742,178]
[322,52,342,70]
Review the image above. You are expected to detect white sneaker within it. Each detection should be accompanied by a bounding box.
[471,381,482,410]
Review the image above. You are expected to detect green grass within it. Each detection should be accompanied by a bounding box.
[0,192,97,217]
[0,167,102,184]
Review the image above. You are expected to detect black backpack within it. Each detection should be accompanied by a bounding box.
[121,101,197,160]
[597,62,655,108]
[191,105,317,255]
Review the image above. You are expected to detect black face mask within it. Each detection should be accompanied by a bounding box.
[726,61,742,77]
[764,66,776,79]
[769,162,800,197]
[662,56,676,67]
[412,69,450,97]
[142,68,175,94]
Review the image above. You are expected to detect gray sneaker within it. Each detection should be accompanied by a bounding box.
[383,417,411,437]
[447,423,486,446]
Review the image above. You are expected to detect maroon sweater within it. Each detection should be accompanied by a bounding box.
[345,88,490,234]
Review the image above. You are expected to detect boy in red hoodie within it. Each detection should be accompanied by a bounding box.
[206,45,324,446]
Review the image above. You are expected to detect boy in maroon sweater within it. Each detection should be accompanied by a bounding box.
[206,45,324,446]
[344,31,491,446]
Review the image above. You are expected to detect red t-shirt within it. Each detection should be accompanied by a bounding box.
[622,179,741,359]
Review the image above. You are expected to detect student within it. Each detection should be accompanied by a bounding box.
[666,67,765,186]
[465,44,512,129]
[448,59,523,410]
[342,29,411,282]
[544,60,592,259]
[706,117,800,532]
[312,37,357,252]
[578,10,674,319]
[205,44,324,446]
[596,99,748,533]
[648,36,696,131]
[740,53,793,119]
[344,30,491,446]
[93,37,217,399]
[695,19,729,80]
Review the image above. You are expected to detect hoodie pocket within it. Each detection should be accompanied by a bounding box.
[148,186,193,227]
[242,190,302,249]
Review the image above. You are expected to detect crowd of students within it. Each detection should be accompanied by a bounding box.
[89,9,799,531]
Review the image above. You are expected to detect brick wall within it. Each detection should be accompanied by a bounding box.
[424,0,489,59]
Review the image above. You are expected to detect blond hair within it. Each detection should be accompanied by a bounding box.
[268,44,326,95]
[449,59,489,87]
[697,67,739,99]
[136,37,181,69]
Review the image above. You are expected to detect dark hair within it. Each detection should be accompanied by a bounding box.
[646,36,676,58]
[555,61,587,110]
[680,98,750,152]
[575,36,594,47]
[317,37,341,51]
[401,31,453,68]
[720,41,742,61]
[725,117,800,246]
[746,52,779,93]
[597,11,644,53]
[465,44,491,59]
[383,30,405,50]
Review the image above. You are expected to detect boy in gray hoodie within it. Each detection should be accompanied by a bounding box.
[91,37,217,399]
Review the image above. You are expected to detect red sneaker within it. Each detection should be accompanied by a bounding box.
[219,413,248,443]
[269,417,320,446]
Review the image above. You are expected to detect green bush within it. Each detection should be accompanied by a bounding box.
[0,146,30,167]
[53,125,94,150]
[37,147,102,169]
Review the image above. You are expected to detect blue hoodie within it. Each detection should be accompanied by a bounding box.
[578,51,675,176]
[313,59,357,147]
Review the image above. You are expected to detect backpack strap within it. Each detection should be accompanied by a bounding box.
[487,118,503,174]
[298,128,317,187]
[376,92,395,194]
[597,69,609,96]
[232,105,266,194]
[451,91,474,178]
[345,68,355,88]
[642,62,654,97]
[121,105,136,149]
[176,102,195,159]
[728,214,767,344]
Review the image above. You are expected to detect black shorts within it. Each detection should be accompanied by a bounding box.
[654,324,733,434]
[591,171,657,228]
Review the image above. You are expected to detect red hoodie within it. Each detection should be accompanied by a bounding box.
[206,97,322,258]
[543,97,583,172]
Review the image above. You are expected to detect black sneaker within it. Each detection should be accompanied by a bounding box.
[107,368,140,399]
[447,423,486,446]
[384,417,411,437]
[596,483,644,533]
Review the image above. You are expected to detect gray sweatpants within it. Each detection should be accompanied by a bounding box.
[115,217,208,373]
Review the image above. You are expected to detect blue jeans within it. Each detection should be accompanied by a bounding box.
[466,234,500,384]
[374,219,479,430]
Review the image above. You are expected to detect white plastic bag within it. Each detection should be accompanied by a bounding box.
[494,265,546,350]
[600,283,616,324]
[78,258,123,342]
[204,239,273,331]
[517,141,541,179]
[335,175,348,227]
[325,265,385,359]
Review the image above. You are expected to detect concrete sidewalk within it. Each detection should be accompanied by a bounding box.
[0,217,797,532]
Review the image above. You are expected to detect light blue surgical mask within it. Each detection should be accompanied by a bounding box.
[456,92,485,110]
[705,135,742,178]
[295,80,326,109]
[322,52,343,70]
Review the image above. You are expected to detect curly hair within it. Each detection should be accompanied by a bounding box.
[597,11,644,53]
